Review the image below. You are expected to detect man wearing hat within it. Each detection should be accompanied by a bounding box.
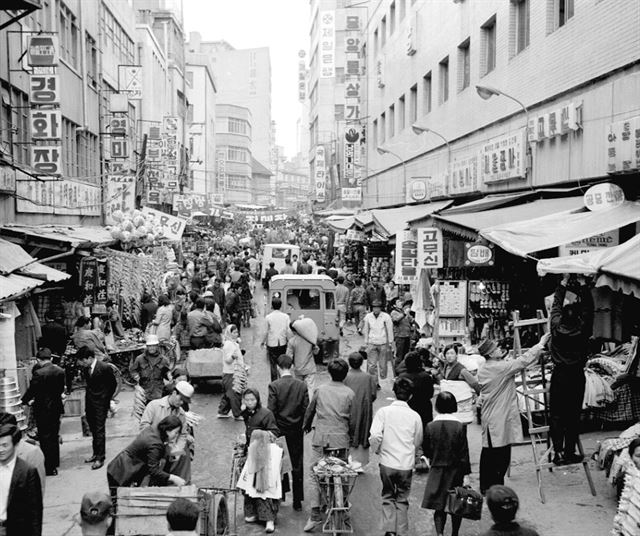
[75,347,118,470]
[482,485,540,536]
[21,348,65,476]
[362,300,394,385]
[476,332,550,494]
[140,381,195,483]
[79,491,113,536]
[129,334,171,405]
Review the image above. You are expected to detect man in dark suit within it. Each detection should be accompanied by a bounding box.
[267,354,309,511]
[0,423,42,536]
[21,348,65,476]
[75,347,117,470]
[39,310,67,357]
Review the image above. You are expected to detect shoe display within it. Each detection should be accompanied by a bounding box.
[265,520,275,533]
[91,460,104,470]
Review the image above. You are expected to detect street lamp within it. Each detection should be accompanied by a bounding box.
[411,124,451,164]
[376,146,407,203]
[475,84,531,172]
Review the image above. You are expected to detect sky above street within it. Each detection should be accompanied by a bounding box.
[183,0,309,158]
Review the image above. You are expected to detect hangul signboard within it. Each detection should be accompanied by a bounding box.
[480,130,526,183]
[105,175,135,225]
[27,35,59,67]
[147,139,163,162]
[30,109,61,140]
[118,65,142,100]
[0,165,16,193]
[29,74,59,105]
[417,228,443,269]
[345,229,364,242]
[110,139,129,159]
[31,146,62,176]
[110,117,128,137]
[315,146,326,202]
[16,179,100,215]
[319,11,336,78]
[606,116,640,174]
[449,154,479,195]
[164,117,178,132]
[141,207,187,241]
[298,50,306,102]
[395,229,419,284]
[343,126,361,186]
[341,187,361,201]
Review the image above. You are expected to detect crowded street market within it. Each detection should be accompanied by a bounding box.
[1,1,640,536]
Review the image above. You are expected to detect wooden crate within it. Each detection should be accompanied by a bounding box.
[63,390,85,417]
[116,485,199,536]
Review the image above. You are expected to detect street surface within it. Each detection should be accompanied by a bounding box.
[45,291,619,535]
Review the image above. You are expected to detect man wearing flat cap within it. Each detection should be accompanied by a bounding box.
[21,348,65,476]
[79,491,113,536]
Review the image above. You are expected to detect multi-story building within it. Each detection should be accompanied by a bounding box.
[275,160,311,211]
[187,33,273,172]
[307,0,369,210]
[215,104,252,204]
[0,0,141,225]
[363,0,640,208]
[186,50,216,195]
[251,157,272,207]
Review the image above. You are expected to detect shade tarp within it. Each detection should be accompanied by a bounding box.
[481,201,640,257]
[327,216,355,231]
[372,201,452,238]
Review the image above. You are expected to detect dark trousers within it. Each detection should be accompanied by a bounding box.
[550,365,585,456]
[479,444,511,494]
[394,337,411,373]
[35,410,61,472]
[267,345,287,382]
[379,464,413,536]
[190,335,206,349]
[284,430,304,503]
[218,373,242,417]
[86,400,109,460]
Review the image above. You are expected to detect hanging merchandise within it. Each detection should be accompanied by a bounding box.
[468,280,511,342]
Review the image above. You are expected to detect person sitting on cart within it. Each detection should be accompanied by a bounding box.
[107,415,186,491]
[130,334,172,405]
[237,429,283,534]
[139,381,195,484]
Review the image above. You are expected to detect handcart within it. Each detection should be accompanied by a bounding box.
[312,455,359,535]
[113,439,247,536]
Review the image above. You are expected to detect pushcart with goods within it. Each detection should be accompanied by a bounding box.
[312,456,359,535]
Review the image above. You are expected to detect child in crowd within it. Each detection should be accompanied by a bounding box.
[481,485,540,536]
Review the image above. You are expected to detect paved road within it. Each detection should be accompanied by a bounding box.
[46,290,619,535]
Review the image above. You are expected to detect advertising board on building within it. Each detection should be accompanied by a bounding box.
[395,229,419,284]
[27,35,59,67]
[31,146,62,176]
[480,130,526,183]
[606,115,640,174]
[341,187,361,201]
[343,126,361,186]
[118,65,142,100]
[0,165,16,193]
[528,101,581,143]
[16,179,101,216]
[558,230,619,256]
[298,50,306,102]
[315,146,327,202]
[105,175,135,225]
[449,154,479,195]
[345,229,365,242]
[29,74,59,105]
[583,182,625,212]
[319,11,336,78]
[416,228,443,269]
[464,243,494,266]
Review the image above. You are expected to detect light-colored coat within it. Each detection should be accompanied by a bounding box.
[477,342,546,448]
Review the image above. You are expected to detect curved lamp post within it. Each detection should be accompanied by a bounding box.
[376,146,407,202]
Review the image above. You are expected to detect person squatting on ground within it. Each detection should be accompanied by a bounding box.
[302,358,355,532]
[476,332,550,494]
[369,376,423,536]
[237,429,283,533]
[267,354,309,511]
[421,392,471,536]
[362,300,394,385]
[549,274,593,465]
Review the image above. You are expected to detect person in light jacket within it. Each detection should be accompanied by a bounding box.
[477,332,550,494]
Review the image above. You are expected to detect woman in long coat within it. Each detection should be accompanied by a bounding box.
[107,415,185,489]
[476,332,550,493]
[422,392,471,536]
[344,351,377,466]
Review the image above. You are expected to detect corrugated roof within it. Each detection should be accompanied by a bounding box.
[0,273,44,302]
[0,239,70,289]
[0,224,114,249]
[372,201,453,237]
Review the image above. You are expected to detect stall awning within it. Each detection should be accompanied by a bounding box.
[0,239,70,302]
[328,216,355,231]
[0,224,115,251]
[481,201,640,257]
[372,201,453,238]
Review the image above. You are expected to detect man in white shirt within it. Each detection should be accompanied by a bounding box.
[362,300,395,385]
[261,298,291,382]
[369,377,423,536]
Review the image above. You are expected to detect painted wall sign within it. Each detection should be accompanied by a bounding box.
[583,183,625,211]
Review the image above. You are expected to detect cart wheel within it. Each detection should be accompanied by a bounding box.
[207,493,228,536]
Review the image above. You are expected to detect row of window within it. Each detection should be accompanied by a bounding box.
[227,118,251,136]
[61,118,100,182]
[0,84,29,166]
[372,0,574,145]
[226,146,250,163]
[227,174,250,191]
[100,4,136,67]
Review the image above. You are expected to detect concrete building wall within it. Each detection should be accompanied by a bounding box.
[363,0,640,208]
[188,34,273,171]
[216,104,252,204]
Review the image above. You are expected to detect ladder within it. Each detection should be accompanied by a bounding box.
[511,310,597,503]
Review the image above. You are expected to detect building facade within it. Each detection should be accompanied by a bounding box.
[186,51,216,195]
[363,0,640,208]
[187,33,273,172]
[215,103,252,204]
